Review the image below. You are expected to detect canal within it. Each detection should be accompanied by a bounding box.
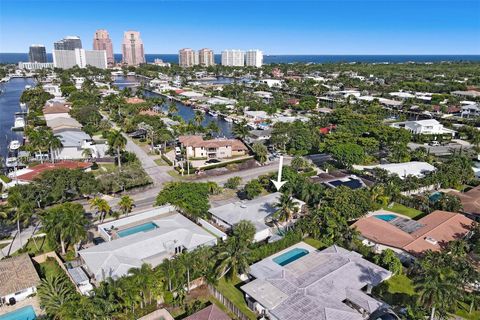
[0,78,35,159]
[113,75,234,137]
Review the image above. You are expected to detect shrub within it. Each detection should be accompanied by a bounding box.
[224,176,242,189]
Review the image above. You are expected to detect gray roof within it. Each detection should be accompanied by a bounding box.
[209,193,281,232]
[54,128,91,148]
[79,213,217,281]
[67,266,90,285]
[241,243,391,320]
[46,117,82,130]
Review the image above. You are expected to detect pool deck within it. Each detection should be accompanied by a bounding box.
[109,211,176,240]
[0,297,44,317]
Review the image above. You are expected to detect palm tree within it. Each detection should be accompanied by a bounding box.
[42,202,87,255]
[107,130,127,167]
[232,119,250,140]
[274,193,299,222]
[118,195,134,216]
[193,110,205,126]
[252,142,268,164]
[168,102,178,115]
[177,252,194,292]
[38,274,76,319]
[89,197,111,222]
[7,189,34,251]
[44,130,62,163]
[82,148,93,161]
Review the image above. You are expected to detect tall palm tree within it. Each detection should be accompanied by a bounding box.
[215,237,252,279]
[193,110,205,126]
[6,189,34,251]
[274,193,299,222]
[89,197,111,222]
[82,148,93,161]
[168,102,178,115]
[38,274,76,319]
[107,130,127,167]
[44,130,62,163]
[118,195,134,216]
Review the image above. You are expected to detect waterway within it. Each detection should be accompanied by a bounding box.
[113,76,234,137]
[0,78,34,160]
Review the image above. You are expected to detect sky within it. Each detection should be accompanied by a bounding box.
[0,0,479,55]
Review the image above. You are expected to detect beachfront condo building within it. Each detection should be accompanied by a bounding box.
[122,31,145,66]
[28,45,47,63]
[221,49,245,66]
[246,49,263,67]
[198,48,215,66]
[93,29,114,66]
[178,48,198,67]
[53,48,107,69]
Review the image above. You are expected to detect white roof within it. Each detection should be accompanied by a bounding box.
[353,161,436,179]
[241,243,391,320]
[180,91,203,98]
[79,213,216,281]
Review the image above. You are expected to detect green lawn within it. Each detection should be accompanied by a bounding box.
[39,257,63,279]
[384,203,423,219]
[14,236,54,257]
[154,158,169,166]
[304,237,326,249]
[216,277,257,320]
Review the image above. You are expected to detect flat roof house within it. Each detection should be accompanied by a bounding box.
[179,135,248,159]
[0,254,41,305]
[390,119,456,137]
[353,161,436,180]
[79,208,217,282]
[353,210,475,260]
[241,242,392,320]
[209,193,305,242]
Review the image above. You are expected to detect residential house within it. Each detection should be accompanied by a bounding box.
[461,103,480,118]
[54,128,106,160]
[312,172,369,190]
[0,254,41,305]
[46,117,82,131]
[43,84,62,97]
[449,185,480,220]
[354,161,436,180]
[241,243,393,320]
[353,210,475,261]
[209,192,305,242]
[79,207,217,282]
[8,161,92,183]
[178,135,247,159]
[43,103,71,121]
[390,119,456,137]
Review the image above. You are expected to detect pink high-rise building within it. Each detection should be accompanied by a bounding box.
[93,29,114,66]
[122,31,145,66]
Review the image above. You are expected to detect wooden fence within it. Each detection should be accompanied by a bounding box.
[208,284,252,320]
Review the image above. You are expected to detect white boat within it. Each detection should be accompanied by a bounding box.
[127,72,136,76]
[208,111,218,117]
[223,116,233,123]
[24,85,32,90]
[20,102,27,109]
[9,140,21,151]
[12,117,25,130]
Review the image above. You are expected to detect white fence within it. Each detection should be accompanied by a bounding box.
[198,218,227,240]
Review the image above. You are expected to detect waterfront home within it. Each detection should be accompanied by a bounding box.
[46,117,82,131]
[247,129,272,144]
[259,79,282,88]
[353,161,436,180]
[353,210,475,261]
[54,128,107,160]
[42,84,62,97]
[125,97,146,104]
[8,161,92,183]
[209,193,305,242]
[244,110,269,122]
[79,207,217,282]
[0,254,41,305]
[390,119,456,137]
[207,96,237,106]
[241,243,392,320]
[43,104,71,121]
[178,135,248,159]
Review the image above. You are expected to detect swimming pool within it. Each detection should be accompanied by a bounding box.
[374,214,398,222]
[0,306,36,320]
[429,192,443,203]
[273,248,309,266]
[117,222,158,238]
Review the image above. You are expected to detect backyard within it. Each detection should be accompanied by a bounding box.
[215,277,257,320]
[384,203,423,219]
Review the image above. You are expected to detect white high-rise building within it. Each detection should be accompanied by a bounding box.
[221,50,245,66]
[53,49,107,69]
[198,48,215,66]
[246,50,263,67]
[178,48,197,67]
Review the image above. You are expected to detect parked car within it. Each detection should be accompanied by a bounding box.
[205,159,221,164]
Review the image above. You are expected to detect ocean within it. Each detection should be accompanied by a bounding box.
[1,53,480,64]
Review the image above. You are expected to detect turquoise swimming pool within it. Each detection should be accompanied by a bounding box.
[0,306,36,320]
[117,222,158,238]
[429,192,443,203]
[273,248,309,266]
[374,214,398,222]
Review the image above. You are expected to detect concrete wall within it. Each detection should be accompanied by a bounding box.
[198,218,227,240]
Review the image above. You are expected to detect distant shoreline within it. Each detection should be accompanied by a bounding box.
[2,53,480,64]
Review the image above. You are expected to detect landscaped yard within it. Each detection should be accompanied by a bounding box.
[14,236,54,256]
[39,257,63,279]
[304,237,326,249]
[384,203,423,219]
[216,277,257,320]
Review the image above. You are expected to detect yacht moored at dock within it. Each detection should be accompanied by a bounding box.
[8,140,21,151]
[12,116,25,131]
